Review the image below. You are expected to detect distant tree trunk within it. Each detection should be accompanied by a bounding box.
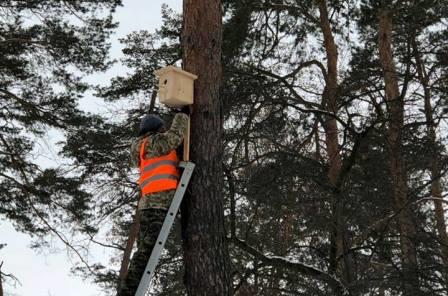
[411,34,448,277]
[118,209,140,289]
[181,0,232,295]
[317,0,355,293]
[0,271,3,296]
[0,262,4,296]
[378,9,420,293]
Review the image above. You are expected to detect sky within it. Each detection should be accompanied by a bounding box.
[0,1,181,295]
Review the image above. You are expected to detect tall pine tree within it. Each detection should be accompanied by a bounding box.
[0,0,121,289]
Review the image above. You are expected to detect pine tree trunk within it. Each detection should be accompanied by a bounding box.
[181,0,232,295]
[317,0,355,292]
[411,34,448,279]
[378,9,420,293]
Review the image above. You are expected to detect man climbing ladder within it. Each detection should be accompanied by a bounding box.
[117,108,189,296]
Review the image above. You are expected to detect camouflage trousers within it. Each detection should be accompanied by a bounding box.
[117,208,167,296]
[138,190,175,210]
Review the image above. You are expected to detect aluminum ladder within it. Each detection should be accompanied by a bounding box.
[135,161,195,296]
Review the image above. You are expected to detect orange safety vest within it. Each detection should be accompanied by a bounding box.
[138,137,179,195]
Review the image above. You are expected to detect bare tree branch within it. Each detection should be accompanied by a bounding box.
[0,134,97,276]
[232,237,349,295]
[0,38,47,45]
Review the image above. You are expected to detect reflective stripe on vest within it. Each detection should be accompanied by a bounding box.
[142,159,178,173]
[139,137,179,195]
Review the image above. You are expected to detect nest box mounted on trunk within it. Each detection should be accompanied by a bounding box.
[155,66,198,107]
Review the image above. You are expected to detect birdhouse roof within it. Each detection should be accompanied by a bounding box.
[154,66,198,80]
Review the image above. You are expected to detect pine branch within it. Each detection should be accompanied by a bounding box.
[0,38,47,45]
[0,261,21,295]
[0,89,65,128]
[0,134,97,276]
[232,237,349,295]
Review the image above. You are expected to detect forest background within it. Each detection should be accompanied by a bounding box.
[0,1,181,295]
[1,0,448,296]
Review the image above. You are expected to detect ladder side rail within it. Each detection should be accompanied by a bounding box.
[135,161,195,296]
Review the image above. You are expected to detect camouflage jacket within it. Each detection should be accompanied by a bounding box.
[131,113,188,210]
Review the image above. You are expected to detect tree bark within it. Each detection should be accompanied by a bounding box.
[0,271,3,296]
[181,0,232,295]
[411,33,448,277]
[0,262,4,296]
[118,209,140,289]
[378,9,420,293]
[317,0,355,292]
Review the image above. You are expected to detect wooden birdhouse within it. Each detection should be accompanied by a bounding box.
[154,66,198,107]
